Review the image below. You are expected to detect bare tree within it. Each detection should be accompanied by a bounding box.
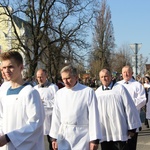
[89,0,115,77]
[0,0,54,77]
[45,0,98,81]
[0,0,97,80]
[110,44,132,73]
[137,54,148,76]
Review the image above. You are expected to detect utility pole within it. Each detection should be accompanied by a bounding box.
[130,43,142,77]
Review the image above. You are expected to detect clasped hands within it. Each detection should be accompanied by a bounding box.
[0,135,8,147]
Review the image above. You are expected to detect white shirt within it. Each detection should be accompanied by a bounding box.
[95,83,141,142]
[50,82,102,150]
[118,78,146,111]
[0,81,11,92]
[144,83,150,88]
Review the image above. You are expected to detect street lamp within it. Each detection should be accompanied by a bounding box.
[64,58,68,64]
[130,43,142,77]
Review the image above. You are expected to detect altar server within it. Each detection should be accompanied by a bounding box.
[118,65,146,150]
[35,68,58,150]
[50,65,101,150]
[0,51,45,150]
[95,69,141,150]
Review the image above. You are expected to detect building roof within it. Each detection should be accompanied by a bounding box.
[145,64,150,71]
[12,15,31,37]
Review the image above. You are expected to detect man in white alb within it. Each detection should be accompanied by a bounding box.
[50,65,101,150]
[95,69,141,150]
[35,68,58,150]
[0,51,45,150]
[118,65,146,150]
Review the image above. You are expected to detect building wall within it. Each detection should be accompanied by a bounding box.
[0,6,46,77]
[0,6,22,52]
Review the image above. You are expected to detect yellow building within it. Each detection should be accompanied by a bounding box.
[0,6,32,77]
[0,5,48,77]
[0,6,26,53]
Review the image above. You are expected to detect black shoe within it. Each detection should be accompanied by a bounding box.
[139,127,142,131]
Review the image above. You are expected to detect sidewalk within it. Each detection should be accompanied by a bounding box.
[137,123,150,150]
[137,109,150,150]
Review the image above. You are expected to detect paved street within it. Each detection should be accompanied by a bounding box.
[137,110,150,150]
[136,123,150,150]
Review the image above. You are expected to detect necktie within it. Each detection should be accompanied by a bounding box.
[105,87,109,90]
[39,84,45,88]
[125,81,128,84]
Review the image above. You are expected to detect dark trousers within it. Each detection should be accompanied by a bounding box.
[101,141,128,150]
[47,135,53,150]
[127,133,138,150]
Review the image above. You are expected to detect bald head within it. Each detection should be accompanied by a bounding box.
[99,69,112,87]
[36,69,47,85]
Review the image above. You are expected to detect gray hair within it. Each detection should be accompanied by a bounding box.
[122,65,133,72]
[60,65,78,76]
[99,68,112,76]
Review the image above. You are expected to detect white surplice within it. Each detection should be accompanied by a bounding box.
[0,84,45,150]
[34,83,58,135]
[118,78,146,111]
[146,91,150,119]
[50,82,102,150]
[0,81,11,92]
[95,83,141,142]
